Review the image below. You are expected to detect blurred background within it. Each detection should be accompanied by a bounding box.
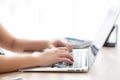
[0,0,120,41]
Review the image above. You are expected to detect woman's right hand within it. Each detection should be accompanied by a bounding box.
[36,47,74,67]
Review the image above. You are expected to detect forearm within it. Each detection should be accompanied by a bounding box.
[0,54,39,73]
[0,24,52,52]
[11,38,51,52]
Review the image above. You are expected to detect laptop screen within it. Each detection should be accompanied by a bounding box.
[88,6,120,68]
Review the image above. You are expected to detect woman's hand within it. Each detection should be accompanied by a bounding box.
[49,39,73,52]
[36,47,73,67]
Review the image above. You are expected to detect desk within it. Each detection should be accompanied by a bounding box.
[0,45,120,80]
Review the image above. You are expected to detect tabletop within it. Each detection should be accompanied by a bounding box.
[0,44,120,80]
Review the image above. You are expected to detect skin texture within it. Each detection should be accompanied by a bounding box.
[0,24,73,73]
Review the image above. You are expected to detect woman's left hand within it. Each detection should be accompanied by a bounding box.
[50,39,73,52]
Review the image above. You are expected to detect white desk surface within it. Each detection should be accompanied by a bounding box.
[0,44,120,80]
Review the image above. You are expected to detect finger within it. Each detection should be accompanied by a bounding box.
[53,39,72,52]
[58,58,73,64]
[60,40,73,52]
[66,44,73,52]
[55,40,68,47]
[57,47,68,50]
[59,52,74,61]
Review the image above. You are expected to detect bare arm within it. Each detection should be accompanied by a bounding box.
[0,48,73,73]
[0,24,51,52]
[0,24,73,73]
[11,39,51,52]
[0,24,71,52]
[0,54,38,73]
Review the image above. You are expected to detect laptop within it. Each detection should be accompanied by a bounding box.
[20,6,120,72]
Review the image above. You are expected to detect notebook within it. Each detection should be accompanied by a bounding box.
[20,6,120,72]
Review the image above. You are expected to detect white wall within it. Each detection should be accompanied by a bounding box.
[0,0,119,41]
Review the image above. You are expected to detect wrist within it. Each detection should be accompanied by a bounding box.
[31,52,44,66]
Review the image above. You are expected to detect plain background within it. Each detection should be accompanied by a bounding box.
[0,0,120,41]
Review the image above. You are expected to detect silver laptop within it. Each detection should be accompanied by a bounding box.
[20,6,120,72]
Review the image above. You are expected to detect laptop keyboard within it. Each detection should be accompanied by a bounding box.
[72,50,83,68]
[52,49,84,68]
